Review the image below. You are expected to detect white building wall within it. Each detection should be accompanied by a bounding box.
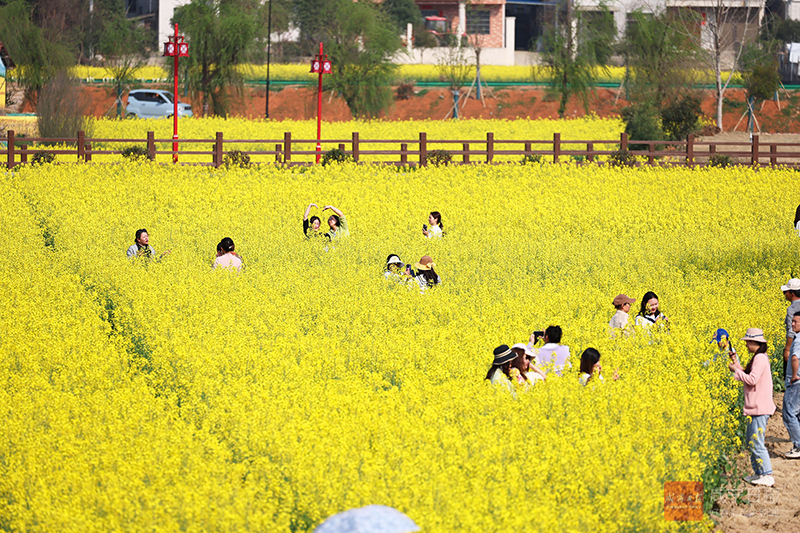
[158,0,190,47]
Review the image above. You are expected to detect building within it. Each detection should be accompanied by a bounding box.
[127,0,189,47]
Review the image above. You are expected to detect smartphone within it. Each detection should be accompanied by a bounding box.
[423,224,428,231]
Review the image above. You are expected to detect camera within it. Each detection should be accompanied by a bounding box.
[533,330,545,343]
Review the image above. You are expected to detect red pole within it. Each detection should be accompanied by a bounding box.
[173,23,179,163]
[317,41,323,163]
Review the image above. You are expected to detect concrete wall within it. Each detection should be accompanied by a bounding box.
[158,0,190,47]
[401,16,516,65]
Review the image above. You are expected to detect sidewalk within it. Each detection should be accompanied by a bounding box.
[714,392,800,532]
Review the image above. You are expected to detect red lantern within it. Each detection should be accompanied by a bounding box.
[310,60,321,73]
[322,60,332,74]
[179,42,189,57]
[164,42,176,57]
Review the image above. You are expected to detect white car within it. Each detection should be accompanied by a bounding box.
[126,90,193,119]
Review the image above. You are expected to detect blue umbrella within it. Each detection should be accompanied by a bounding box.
[314,505,420,533]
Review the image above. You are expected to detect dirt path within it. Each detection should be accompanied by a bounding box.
[714,392,800,532]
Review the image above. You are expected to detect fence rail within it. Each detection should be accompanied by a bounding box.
[4,130,800,169]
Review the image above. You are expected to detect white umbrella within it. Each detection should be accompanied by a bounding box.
[314,505,420,533]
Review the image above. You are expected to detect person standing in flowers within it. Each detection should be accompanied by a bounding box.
[529,325,571,376]
[609,294,635,336]
[385,254,412,282]
[485,344,530,391]
[302,203,324,239]
[794,204,800,237]
[783,312,800,459]
[213,237,243,271]
[728,328,776,487]
[411,255,441,290]
[578,348,620,386]
[323,205,349,240]
[126,228,168,259]
[781,278,800,381]
[705,328,737,368]
[511,343,546,384]
[422,211,443,238]
[635,291,669,329]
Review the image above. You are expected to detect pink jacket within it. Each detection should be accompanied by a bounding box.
[734,353,776,416]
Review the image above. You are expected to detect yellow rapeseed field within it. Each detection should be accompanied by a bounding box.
[2,158,795,532]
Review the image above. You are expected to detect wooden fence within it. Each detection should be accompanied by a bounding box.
[3,130,800,169]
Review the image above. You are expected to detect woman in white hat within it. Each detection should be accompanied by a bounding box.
[729,328,777,487]
[384,254,411,282]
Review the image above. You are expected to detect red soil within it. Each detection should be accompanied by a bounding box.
[47,84,800,133]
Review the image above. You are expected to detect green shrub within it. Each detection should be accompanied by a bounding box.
[708,154,733,168]
[521,154,543,165]
[661,94,703,141]
[223,150,252,169]
[426,149,452,166]
[320,148,353,166]
[31,151,56,165]
[609,149,635,168]
[621,102,664,151]
[121,145,149,162]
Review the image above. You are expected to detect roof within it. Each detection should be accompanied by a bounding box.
[0,41,15,69]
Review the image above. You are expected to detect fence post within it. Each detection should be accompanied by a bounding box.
[284,132,292,164]
[275,143,282,163]
[214,132,224,168]
[352,132,360,163]
[686,134,694,167]
[587,142,594,163]
[553,132,561,163]
[5,130,13,170]
[647,142,655,166]
[525,142,532,156]
[771,144,778,166]
[85,143,92,163]
[419,132,427,167]
[400,143,408,165]
[147,132,155,161]
[338,143,345,152]
[751,134,759,166]
[620,132,628,152]
[20,143,27,165]
[486,132,494,163]
[463,143,470,164]
[77,131,85,162]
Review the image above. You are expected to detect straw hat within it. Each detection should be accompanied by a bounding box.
[612,294,636,306]
[414,255,435,271]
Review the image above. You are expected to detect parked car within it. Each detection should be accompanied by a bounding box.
[126,90,193,119]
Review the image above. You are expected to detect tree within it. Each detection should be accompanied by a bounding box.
[324,0,401,118]
[621,9,699,112]
[96,12,151,118]
[0,0,72,108]
[382,0,422,33]
[672,1,759,131]
[540,1,611,118]
[173,0,265,116]
[437,41,474,119]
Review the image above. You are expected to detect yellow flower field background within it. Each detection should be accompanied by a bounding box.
[2,156,796,531]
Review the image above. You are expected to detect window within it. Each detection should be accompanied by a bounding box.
[466,9,491,35]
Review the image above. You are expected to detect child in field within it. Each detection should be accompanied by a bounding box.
[422,211,443,238]
[213,237,243,271]
[728,328,776,486]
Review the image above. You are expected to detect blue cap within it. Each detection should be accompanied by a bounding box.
[711,328,729,344]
